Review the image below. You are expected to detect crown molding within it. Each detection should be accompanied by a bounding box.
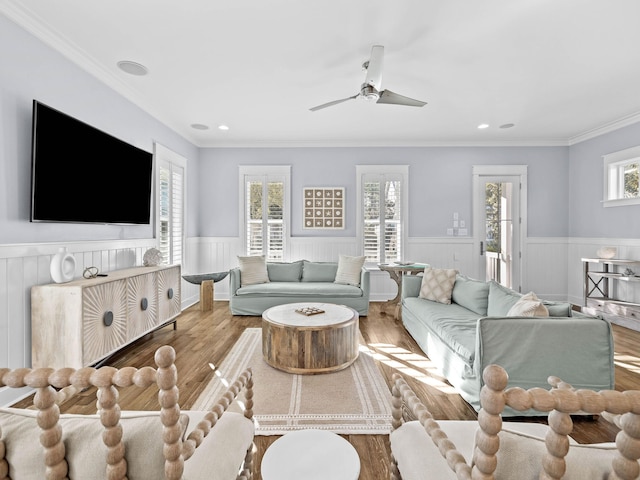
[568,111,640,145]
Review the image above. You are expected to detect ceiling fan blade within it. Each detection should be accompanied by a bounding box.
[377,89,427,107]
[364,45,384,90]
[309,95,358,112]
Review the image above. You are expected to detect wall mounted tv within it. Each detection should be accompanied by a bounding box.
[30,100,153,224]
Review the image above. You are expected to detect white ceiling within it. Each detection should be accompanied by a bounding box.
[3,0,640,147]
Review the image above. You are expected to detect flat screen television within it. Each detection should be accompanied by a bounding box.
[30,100,153,224]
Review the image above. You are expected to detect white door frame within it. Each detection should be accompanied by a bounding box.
[472,165,528,292]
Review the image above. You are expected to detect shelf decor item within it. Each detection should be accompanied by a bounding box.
[596,246,617,259]
[143,248,162,266]
[303,187,344,229]
[50,247,76,283]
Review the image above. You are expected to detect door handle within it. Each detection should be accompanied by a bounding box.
[480,241,485,256]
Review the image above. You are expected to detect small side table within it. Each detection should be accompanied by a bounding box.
[378,263,428,319]
[182,271,229,312]
[261,429,360,480]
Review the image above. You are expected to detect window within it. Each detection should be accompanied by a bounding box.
[357,165,408,265]
[239,166,290,261]
[603,146,640,207]
[155,143,186,265]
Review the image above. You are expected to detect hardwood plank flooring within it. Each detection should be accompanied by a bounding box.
[12,301,640,479]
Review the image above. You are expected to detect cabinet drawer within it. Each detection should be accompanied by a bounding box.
[604,301,640,320]
[82,280,128,365]
[127,272,158,339]
[157,266,181,323]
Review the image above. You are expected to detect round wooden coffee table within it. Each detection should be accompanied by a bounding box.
[261,429,360,480]
[261,302,359,374]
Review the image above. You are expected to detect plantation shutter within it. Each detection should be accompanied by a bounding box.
[155,144,185,266]
[362,173,403,264]
[241,166,289,261]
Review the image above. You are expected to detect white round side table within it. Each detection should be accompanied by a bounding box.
[261,429,360,480]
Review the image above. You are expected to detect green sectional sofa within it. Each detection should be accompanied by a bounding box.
[401,274,615,415]
[229,260,370,316]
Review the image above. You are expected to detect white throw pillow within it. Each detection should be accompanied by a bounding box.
[507,291,549,317]
[334,255,365,286]
[419,267,458,304]
[237,255,269,286]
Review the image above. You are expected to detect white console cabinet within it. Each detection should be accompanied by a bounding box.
[31,265,181,368]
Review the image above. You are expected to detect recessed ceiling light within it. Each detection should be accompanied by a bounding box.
[499,123,515,129]
[477,123,490,129]
[190,123,209,130]
[218,125,229,131]
[116,60,149,76]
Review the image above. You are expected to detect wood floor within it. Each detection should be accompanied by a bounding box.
[13,301,640,480]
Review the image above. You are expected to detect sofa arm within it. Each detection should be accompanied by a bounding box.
[229,267,241,295]
[360,268,370,297]
[402,275,422,299]
[476,316,615,391]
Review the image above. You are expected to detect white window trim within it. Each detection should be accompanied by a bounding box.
[238,165,291,259]
[356,164,409,266]
[154,142,187,265]
[603,146,640,208]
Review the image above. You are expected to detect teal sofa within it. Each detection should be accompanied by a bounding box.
[229,260,370,316]
[401,274,615,415]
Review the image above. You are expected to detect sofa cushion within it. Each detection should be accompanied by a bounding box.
[402,298,478,364]
[419,267,458,304]
[451,274,489,315]
[236,281,363,297]
[267,261,303,282]
[493,429,620,479]
[0,408,189,479]
[301,261,338,282]
[334,255,365,286]
[507,292,549,317]
[238,255,269,286]
[487,281,522,316]
[543,301,573,317]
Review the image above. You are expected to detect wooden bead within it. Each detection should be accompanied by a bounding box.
[159,386,180,408]
[43,441,66,467]
[133,366,157,387]
[161,405,181,426]
[102,425,124,447]
[576,389,606,413]
[40,424,62,448]
[474,430,500,455]
[48,368,75,389]
[69,367,95,389]
[106,442,125,464]
[612,454,640,480]
[157,365,178,391]
[505,387,532,411]
[616,432,640,459]
[541,453,566,478]
[45,459,68,480]
[163,423,184,444]
[550,389,581,413]
[3,368,30,388]
[482,364,509,391]
[620,413,640,438]
[105,458,127,480]
[155,345,176,368]
[624,391,640,415]
[603,390,631,414]
[25,368,55,388]
[479,387,505,416]
[529,388,555,412]
[548,410,573,436]
[477,409,501,435]
[112,366,137,387]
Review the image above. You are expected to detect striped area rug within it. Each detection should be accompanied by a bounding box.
[191,328,393,435]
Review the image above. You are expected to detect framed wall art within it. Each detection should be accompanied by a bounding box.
[303,187,344,229]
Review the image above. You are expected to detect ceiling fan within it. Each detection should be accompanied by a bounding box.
[310,45,427,112]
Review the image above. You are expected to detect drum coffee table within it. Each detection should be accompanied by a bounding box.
[261,428,360,480]
[261,302,359,374]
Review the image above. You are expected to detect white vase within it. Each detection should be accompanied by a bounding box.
[50,247,76,283]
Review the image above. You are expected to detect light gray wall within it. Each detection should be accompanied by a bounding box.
[198,146,570,238]
[569,122,640,239]
[0,14,199,244]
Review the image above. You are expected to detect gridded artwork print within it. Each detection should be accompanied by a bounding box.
[303,187,345,229]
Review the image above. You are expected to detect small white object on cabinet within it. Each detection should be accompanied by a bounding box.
[49,247,76,283]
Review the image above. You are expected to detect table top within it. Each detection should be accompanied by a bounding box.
[378,262,428,271]
[262,302,356,327]
[261,429,360,480]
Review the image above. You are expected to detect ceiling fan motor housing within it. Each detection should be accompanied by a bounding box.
[360,84,380,101]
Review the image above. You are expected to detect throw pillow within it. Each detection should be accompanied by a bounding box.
[419,267,458,304]
[267,261,303,282]
[237,255,269,286]
[507,292,549,317]
[334,255,366,286]
[487,281,522,316]
[451,274,490,315]
[301,261,339,282]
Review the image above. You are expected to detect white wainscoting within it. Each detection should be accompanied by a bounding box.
[0,239,157,407]
[524,237,569,301]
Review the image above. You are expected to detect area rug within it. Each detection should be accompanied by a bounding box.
[191,328,393,435]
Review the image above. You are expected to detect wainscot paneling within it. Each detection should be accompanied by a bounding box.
[568,238,640,307]
[0,239,158,407]
[524,238,569,301]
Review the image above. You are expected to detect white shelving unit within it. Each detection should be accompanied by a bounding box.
[582,258,640,331]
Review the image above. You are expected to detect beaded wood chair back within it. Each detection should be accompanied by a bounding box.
[0,346,254,480]
[391,365,640,480]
